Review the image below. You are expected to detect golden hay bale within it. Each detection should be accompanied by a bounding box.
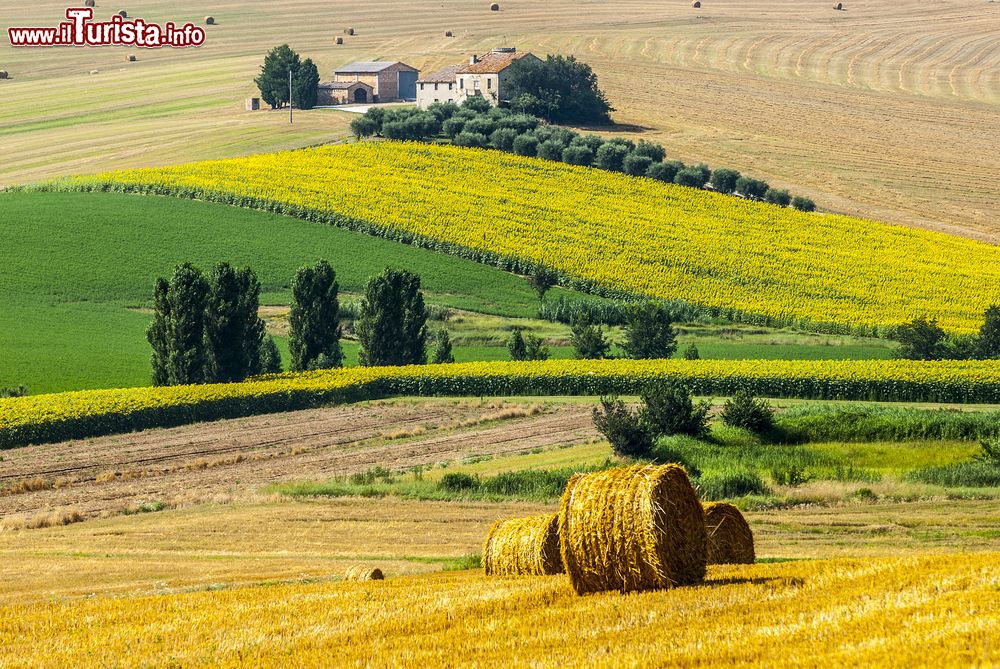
[84,0,95,6]
[692,0,702,7]
[346,27,355,35]
[704,502,755,565]
[834,2,843,8]
[559,464,706,595]
[117,9,127,18]
[335,36,344,45]
[483,513,563,576]
[344,566,384,581]
[125,54,136,62]
[445,30,454,37]
[490,2,500,10]
[204,16,215,25]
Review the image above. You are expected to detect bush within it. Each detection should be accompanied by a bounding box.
[496,113,540,133]
[489,127,519,152]
[674,166,708,189]
[570,134,606,153]
[454,132,488,148]
[594,142,630,172]
[640,382,711,438]
[592,396,654,458]
[646,160,684,183]
[764,188,791,206]
[791,196,816,212]
[439,472,479,492]
[571,315,610,359]
[513,133,539,157]
[537,139,565,161]
[633,140,665,162]
[562,144,594,166]
[461,95,492,113]
[463,116,498,137]
[736,176,769,200]
[699,468,769,500]
[709,168,741,194]
[441,117,467,138]
[682,344,700,360]
[895,316,948,361]
[508,328,549,361]
[623,153,654,177]
[720,392,775,434]
[350,116,379,138]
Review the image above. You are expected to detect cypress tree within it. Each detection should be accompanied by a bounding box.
[288,260,343,371]
[432,329,455,364]
[147,277,171,386]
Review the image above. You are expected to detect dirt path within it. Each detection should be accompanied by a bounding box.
[0,400,597,521]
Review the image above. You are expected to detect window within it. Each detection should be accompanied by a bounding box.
[434,83,439,90]
[487,78,492,89]
[473,79,480,90]
[419,83,424,91]
[459,78,464,88]
[448,83,453,90]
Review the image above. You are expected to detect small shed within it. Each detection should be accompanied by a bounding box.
[332,61,419,101]
[245,97,260,111]
[317,80,375,105]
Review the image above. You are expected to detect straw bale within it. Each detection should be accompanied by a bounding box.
[704,502,755,564]
[483,513,562,576]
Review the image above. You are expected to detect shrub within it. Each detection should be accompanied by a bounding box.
[439,472,479,492]
[791,196,816,212]
[895,316,948,361]
[720,392,775,434]
[0,385,28,398]
[461,95,492,113]
[640,382,711,438]
[495,113,540,133]
[764,188,791,206]
[699,468,769,500]
[571,134,606,153]
[513,133,539,157]
[623,153,654,177]
[259,336,282,374]
[592,396,654,458]
[454,132,488,148]
[736,176,769,200]
[432,328,455,364]
[633,140,665,162]
[537,139,566,161]
[508,328,549,361]
[674,166,708,189]
[622,301,677,360]
[709,168,741,195]
[463,116,497,137]
[646,160,684,183]
[977,305,1000,359]
[683,344,700,360]
[594,143,630,172]
[562,144,594,166]
[489,127,519,152]
[571,315,610,359]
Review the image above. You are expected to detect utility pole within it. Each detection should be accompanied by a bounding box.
[288,68,293,124]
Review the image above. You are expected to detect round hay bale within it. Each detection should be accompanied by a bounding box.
[835,2,843,8]
[0,71,8,80]
[84,0,95,6]
[483,514,563,576]
[117,9,127,18]
[89,69,100,75]
[490,2,500,10]
[344,566,384,581]
[445,30,454,37]
[692,0,702,7]
[704,502,755,565]
[559,464,707,595]
[204,16,215,25]
[125,54,136,62]
[335,36,344,45]
[346,27,355,35]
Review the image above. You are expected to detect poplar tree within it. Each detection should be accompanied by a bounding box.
[357,269,428,367]
[205,263,266,382]
[288,260,343,371]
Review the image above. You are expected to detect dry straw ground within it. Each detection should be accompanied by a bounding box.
[1,0,997,239]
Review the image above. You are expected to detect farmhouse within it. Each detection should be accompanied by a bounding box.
[417,48,539,110]
[332,61,418,103]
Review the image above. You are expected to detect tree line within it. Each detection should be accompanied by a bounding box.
[896,308,1000,361]
[350,97,816,212]
[147,262,453,386]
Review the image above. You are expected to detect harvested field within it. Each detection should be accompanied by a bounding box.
[0,400,596,521]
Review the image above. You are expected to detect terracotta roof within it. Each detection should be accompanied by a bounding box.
[334,60,416,74]
[458,50,534,74]
[417,64,461,83]
[318,81,372,90]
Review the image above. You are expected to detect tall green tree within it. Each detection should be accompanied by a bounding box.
[978,305,1000,359]
[255,44,301,109]
[571,315,610,360]
[146,263,210,386]
[206,263,266,383]
[622,302,678,360]
[356,268,428,367]
[505,55,614,124]
[432,328,455,364]
[895,316,947,360]
[288,260,343,371]
[293,58,320,110]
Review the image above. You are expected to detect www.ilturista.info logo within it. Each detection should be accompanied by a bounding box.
[7,8,205,48]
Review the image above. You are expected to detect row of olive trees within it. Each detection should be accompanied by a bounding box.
[351,98,816,212]
[148,262,454,386]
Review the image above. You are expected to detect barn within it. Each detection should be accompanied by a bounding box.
[317,80,375,105]
[332,61,419,102]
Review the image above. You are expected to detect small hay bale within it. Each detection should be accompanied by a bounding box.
[84,0,95,6]
[125,54,136,62]
[204,16,215,25]
[483,514,563,576]
[834,2,843,8]
[445,30,454,37]
[692,0,702,7]
[335,36,344,45]
[344,566,384,581]
[0,71,8,80]
[704,502,755,565]
[117,9,127,18]
[89,69,99,75]
[559,464,707,595]
[346,27,355,35]
[490,2,500,10]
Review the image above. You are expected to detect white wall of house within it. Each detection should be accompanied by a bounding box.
[455,73,501,106]
[416,80,459,110]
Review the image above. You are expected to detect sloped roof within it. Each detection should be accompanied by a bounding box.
[417,64,461,83]
[458,50,534,74]
[334,60,415,74]
[318,81,373,90]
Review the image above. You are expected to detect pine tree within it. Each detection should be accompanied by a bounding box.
[356,269,428,366]
[288,260,343,371]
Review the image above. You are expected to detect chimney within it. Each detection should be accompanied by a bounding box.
[469,54,478,65]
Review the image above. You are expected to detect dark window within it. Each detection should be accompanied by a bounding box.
[434,83,439,90]
[487,78,492,89]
